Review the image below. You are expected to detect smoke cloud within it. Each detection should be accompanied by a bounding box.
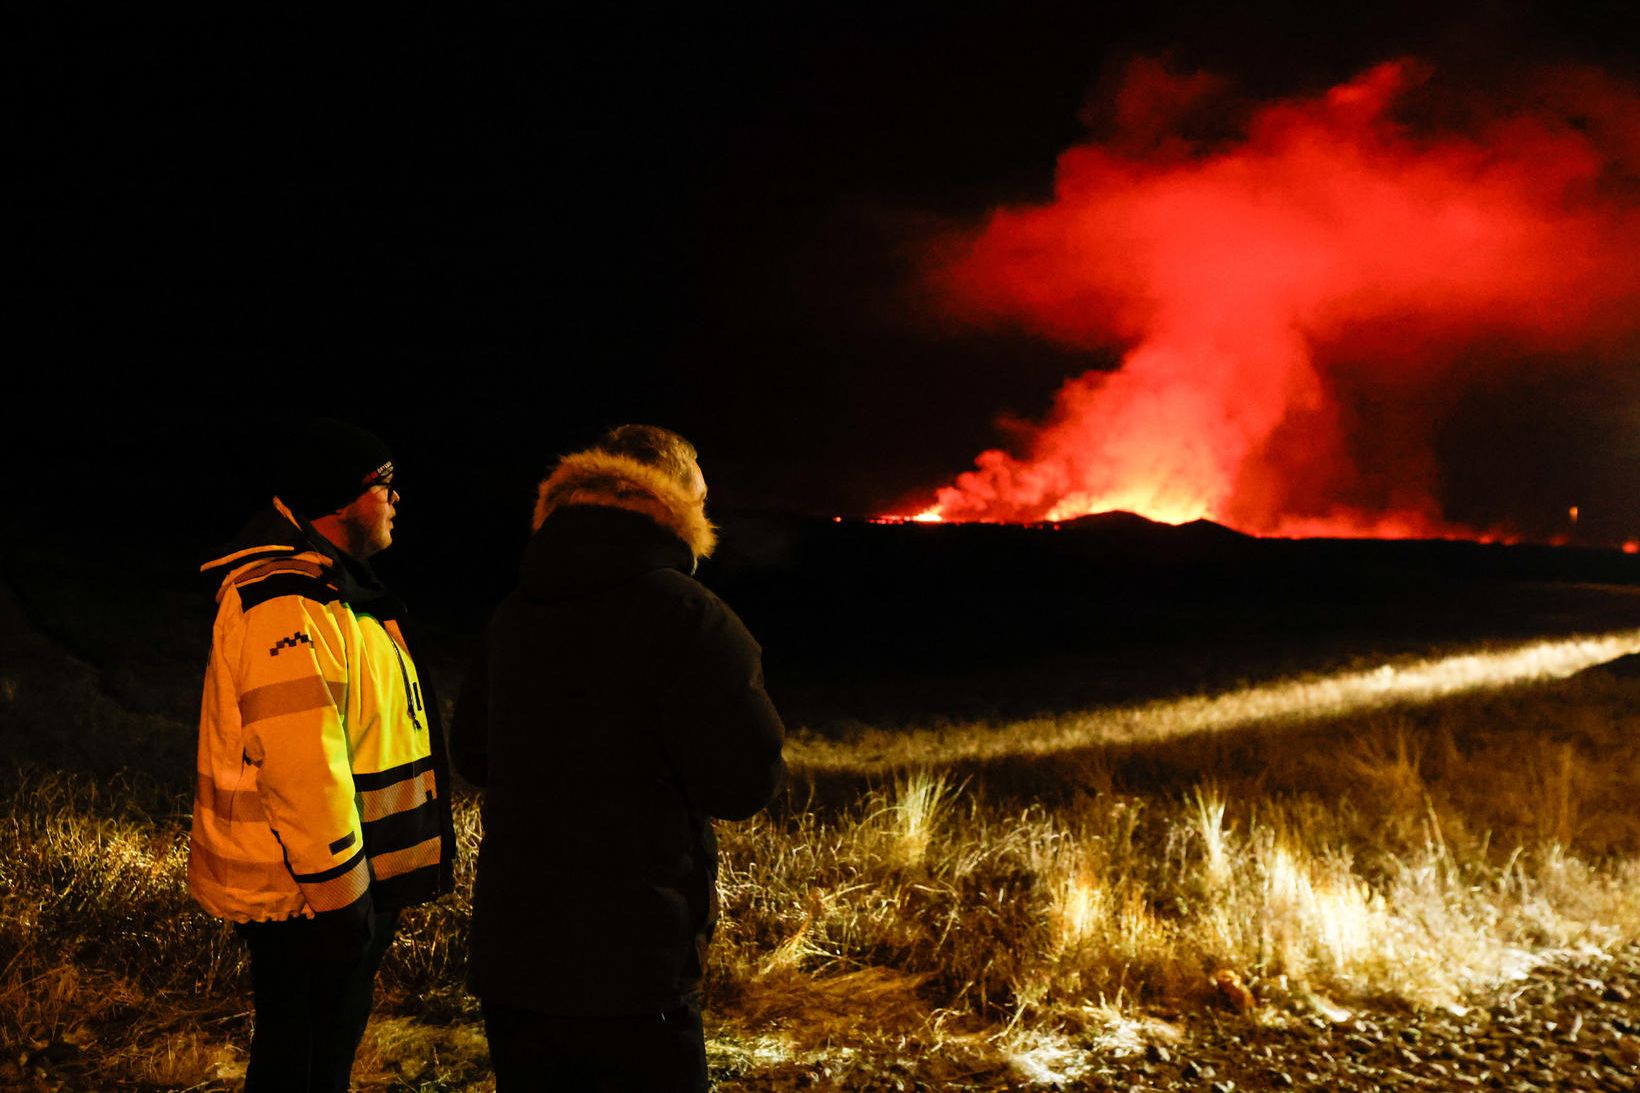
[922,58,1640,538]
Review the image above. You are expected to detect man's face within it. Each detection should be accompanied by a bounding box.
[337,481,398,558]
[684,457,707,506]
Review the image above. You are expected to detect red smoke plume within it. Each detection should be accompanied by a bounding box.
[919,59,1640,538]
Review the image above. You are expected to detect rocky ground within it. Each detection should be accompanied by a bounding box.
[7,952,1640,1091]
[716,945,1640,1093]
[1087,949,1640,1093]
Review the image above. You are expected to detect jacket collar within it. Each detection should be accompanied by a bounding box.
[200,497,396,612]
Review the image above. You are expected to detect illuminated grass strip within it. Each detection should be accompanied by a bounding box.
[792,629,1640,774]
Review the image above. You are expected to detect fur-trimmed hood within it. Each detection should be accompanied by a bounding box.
[534,450,717,560]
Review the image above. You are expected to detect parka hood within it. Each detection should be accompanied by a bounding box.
[533,450,716,561]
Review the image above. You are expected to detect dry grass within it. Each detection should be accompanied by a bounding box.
[703,635,1640,1087]
[5,631,1640,1089]
[0,770,495,1092]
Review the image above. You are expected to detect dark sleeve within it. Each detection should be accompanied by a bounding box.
[449,626,492,788]
[660,589,787,821]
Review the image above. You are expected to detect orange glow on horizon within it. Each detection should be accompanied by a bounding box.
[912,57,1640,541]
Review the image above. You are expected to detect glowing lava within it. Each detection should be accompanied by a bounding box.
[916,58,1640,538]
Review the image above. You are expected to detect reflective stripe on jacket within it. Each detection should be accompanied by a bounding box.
[188,499,445,923]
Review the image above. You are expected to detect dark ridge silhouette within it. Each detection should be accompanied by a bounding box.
[693,511,1640,729]
[1584,652,1640,681]
[7,500,1640,738]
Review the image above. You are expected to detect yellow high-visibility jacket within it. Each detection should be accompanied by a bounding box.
[189,498,451,925]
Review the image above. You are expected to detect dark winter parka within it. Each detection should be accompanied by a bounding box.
[451,451,787,1016]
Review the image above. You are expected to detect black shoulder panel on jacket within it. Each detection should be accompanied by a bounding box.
[645,567,721,615]
[236,571,340,612]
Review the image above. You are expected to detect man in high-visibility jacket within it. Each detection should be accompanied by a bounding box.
[189,418,455,1093]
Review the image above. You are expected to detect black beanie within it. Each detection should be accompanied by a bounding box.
[276,418,395,519]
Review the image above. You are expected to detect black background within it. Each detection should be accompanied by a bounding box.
[9,3,1639,620]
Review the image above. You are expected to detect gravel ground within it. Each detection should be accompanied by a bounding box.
[11,951,1640,1090]
[1018,946,1640,1093]
[713,946,1640,1092]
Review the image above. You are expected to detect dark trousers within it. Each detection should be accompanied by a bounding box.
[482,999,709,1093]
[234,909,400,1093]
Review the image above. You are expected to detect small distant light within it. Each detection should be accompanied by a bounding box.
[1624,540,1639,555]
[1569,505,1580,524]
[833,516,843,523]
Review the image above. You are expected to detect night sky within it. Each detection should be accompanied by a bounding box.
[11,3,1640,563]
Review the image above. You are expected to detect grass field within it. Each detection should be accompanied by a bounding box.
[6,552,1640,1091]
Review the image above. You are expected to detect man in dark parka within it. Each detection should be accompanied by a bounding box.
[451,424,787,1092]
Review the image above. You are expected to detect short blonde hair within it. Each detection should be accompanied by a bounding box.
[595,424,698,490]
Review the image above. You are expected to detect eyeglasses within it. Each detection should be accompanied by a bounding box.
[361,476,398,502]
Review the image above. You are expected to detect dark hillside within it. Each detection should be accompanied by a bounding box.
[7,503,1640,750]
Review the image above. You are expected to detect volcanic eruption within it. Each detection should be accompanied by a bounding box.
[912,58,1640,539]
